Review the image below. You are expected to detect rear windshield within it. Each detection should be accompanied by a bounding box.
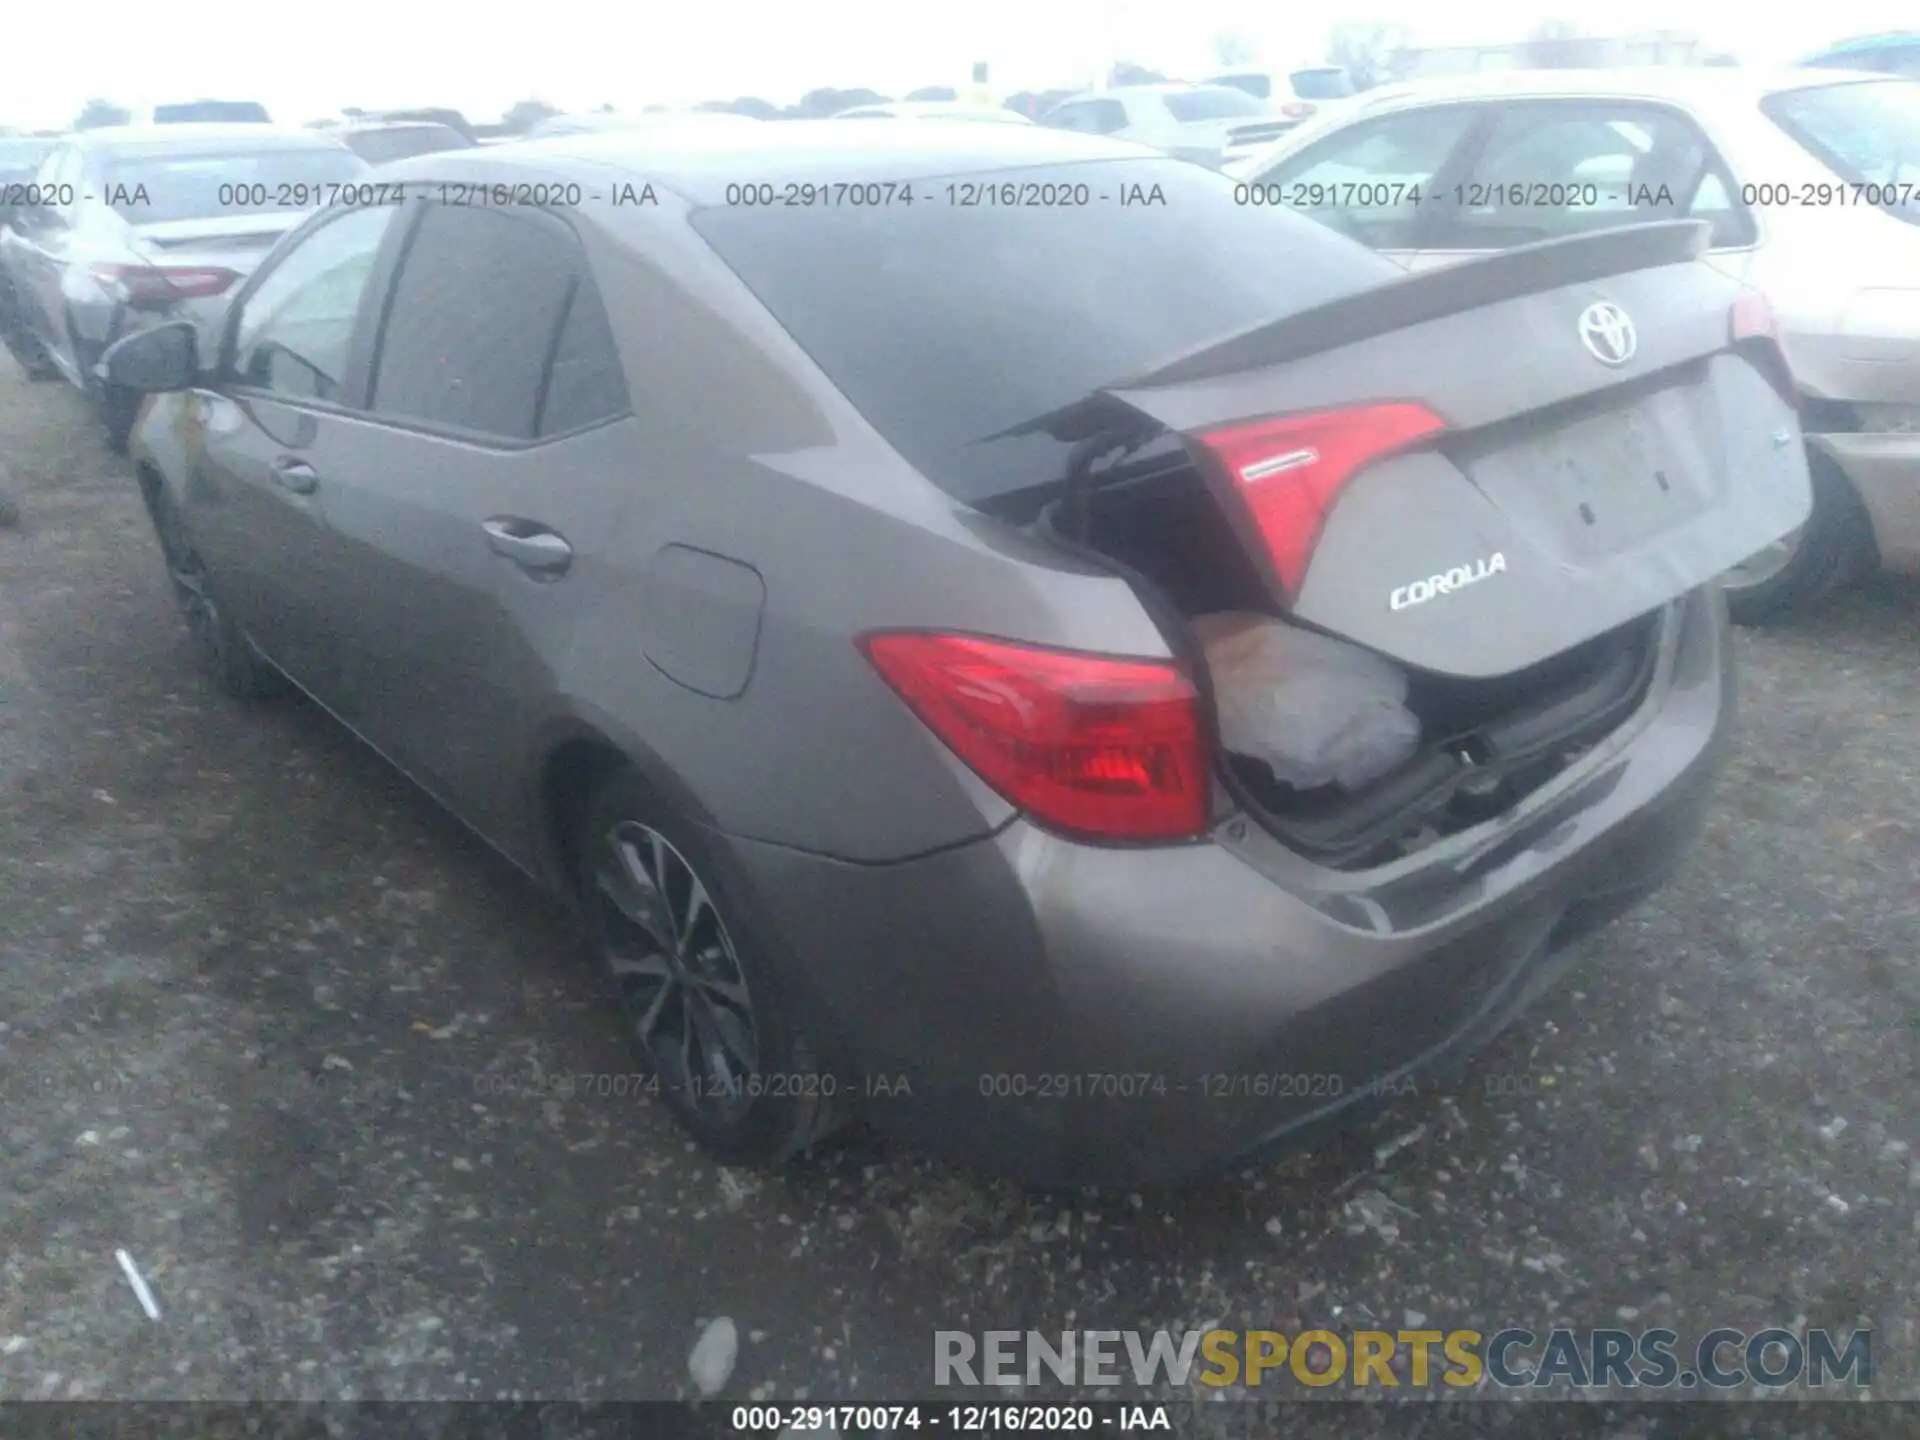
[0,139,51,167]
[1162,88,1270,122]
[102,148,370,223]
[1763,80,1920,225]
[153,101,272,124]
[344,125,467,163]
[1291,68,1356,100]
[691,158,1397,504]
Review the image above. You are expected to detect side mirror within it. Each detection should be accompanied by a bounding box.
[101,322,199,394]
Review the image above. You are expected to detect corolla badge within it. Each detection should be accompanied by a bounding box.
[1390,552,1507,611]
[1578,301,1637,366]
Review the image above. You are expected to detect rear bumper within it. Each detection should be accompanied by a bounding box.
[726,589,1732,1185]
[1812,430,1920,574]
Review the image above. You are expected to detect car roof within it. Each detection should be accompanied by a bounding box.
[336,118,458,132]
[68,124,349,153]
[384,120,1148,203]
[1343,65,1903,109]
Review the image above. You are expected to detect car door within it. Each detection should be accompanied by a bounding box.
[1418,100,1758,277]
[182,202,408,693]
[1243,105,1485,268]
[13,146,82,364]
[315,200,639,859]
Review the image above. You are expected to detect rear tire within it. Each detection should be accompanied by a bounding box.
[1724,450,1874,627]
[575,765,839,1167]
[141,476,283,699]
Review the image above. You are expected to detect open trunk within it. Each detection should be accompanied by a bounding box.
[1013,222,1809,865]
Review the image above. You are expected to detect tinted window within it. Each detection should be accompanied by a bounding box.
[1256,107,1480,248]
[1291,69,1356,100]
[1162,88,1270,122]
[102,148,369,223]
[1212,75,1272,100]
[371,205,580,439]
[1437,103,1755,248]
[537,275,631,436]
[342,125,468,163]
[1764,80,1920,225]
[692,158,1395,504]
[153,101,271,124]
[231,205,397,402]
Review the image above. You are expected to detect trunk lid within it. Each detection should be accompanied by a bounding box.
[1021,222,1811,679]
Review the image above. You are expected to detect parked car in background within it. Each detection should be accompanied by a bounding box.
[0,135,55,218]
[1229,68,1920,623]
[1800,33,1920,77]
[1209,66,1359,129]
[122,101,274,126]
[0,125,367,449]
[1040,83,1294,168]
[333,120,475,164]
[832,101,1033,123]
[527,111,761,138]
[108,121,1803,1184]
[359,108,481,144]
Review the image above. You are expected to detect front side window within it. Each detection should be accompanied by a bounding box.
[1255,107,1480,248]
[231,205,397,402]
[369,205,582,440]
[1434,103,1755,249]
[1764,80,1920,226]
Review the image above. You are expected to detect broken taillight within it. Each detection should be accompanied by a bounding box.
[90,263,241,310]
[1193,402,1449,599]
[859,632,1209,841]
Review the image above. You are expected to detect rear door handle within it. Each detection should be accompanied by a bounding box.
[482,517,573,575]
[271,457,318,494]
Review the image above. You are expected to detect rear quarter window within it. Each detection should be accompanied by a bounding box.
[690,158,1397,506]
[1763,80,1920,225]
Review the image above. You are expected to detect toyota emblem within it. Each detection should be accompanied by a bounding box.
[1578,301,1637,366]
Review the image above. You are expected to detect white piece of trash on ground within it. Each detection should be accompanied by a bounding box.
[115,1249,161,1321]
[689,1316,738,1396]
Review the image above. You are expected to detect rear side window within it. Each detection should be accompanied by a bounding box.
[1044,101,1128,134]
[1254,107,1480,249]
[536,274,632,436]
[1435,102,1755,249]
[371,205,582,439]
[1162,88,1269,122]
[1764,80,1920,226]
[691,158,1397,505]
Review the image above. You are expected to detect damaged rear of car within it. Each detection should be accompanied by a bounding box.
[685,149,1807,1183]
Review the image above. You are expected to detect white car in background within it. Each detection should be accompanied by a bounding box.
[1040,83,1295,169]
[833,101,1032,123]
[1228,67,1920,623]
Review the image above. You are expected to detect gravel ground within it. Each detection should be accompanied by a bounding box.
[0,358,1915,1426]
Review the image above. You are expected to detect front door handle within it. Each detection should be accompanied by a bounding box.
[482,517,573,575]
[271,457,318,494]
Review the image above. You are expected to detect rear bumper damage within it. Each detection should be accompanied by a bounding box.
[1810,430,1920,575]
[726,587,1732,1185]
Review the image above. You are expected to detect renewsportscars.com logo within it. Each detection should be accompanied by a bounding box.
[935,1327,1872,1391]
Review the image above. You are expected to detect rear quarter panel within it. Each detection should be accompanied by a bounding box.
[541,196,1176,863]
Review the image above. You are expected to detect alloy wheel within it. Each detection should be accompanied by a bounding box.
[594,821,760,1121]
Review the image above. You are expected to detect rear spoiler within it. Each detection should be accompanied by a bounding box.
[991,220,1710,445]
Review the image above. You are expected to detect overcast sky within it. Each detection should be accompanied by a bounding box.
[4,0,1912,129]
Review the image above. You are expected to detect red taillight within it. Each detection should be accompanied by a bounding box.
[1193,402,1448,598]
[1730,288,1778,344]
[859,632,1209,841]
[1281,101,1316,119]
[91,264,240,309]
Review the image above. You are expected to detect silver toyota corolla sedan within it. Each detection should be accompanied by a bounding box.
[108,122,1809,1185]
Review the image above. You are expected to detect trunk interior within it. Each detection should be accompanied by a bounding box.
[1011,438,1666,870]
